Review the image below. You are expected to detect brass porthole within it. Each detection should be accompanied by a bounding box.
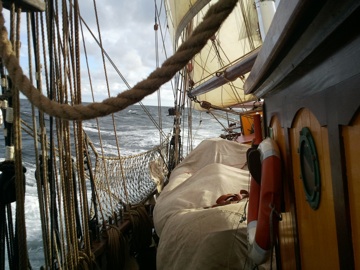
[299,127,321,210]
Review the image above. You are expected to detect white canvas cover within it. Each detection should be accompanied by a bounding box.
[153,138,271,269]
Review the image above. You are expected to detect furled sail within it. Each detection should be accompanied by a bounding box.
[166,0,263,110]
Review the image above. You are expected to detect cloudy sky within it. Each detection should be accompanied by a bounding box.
[77,0,175,106]
[79,0,174,106]
[3,0,175,107]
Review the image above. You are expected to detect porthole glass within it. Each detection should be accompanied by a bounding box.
[299,127,321,210]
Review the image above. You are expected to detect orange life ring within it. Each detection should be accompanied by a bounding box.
[247,137,282,265]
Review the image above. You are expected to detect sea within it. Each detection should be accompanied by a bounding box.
[1,99,227,269]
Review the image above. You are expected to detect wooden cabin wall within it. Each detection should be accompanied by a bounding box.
[266,102,359,269]
[258,9,360,267]
[263,83,360,270]
[269,116,297,269]
[243,1,360,268]
[289,108,339,269]
[342,111,360,270]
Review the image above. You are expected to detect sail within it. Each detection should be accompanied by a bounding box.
[166,0,262,110]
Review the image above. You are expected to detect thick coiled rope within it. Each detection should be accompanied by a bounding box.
[0,0,238,120]
[124,204,153,252]
[104,225,127,269]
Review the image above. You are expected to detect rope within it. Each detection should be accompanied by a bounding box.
[269,203,282,270]
[11,6,30,269]
[28,11,52,268]
[78,12,168,140]
[78,250,100,270]
[79,15,115,217]
[0,0,238,120]
[124,204,153,251]
[104,225,126,269]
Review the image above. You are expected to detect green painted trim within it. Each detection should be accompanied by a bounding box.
[299,127,321,210]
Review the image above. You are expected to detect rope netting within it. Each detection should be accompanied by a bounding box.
[92,143,168,221]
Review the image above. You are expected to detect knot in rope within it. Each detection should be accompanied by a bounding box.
[78,251,97,270]
[200,100,212,110]
[211,190,249,208]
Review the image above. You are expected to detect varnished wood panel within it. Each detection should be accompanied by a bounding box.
[342,112,360,270]
[290,108,339,269]
[270,116,297,269]
[244,1,360,268]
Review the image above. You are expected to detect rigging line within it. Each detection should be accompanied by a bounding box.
[79,18,107,222]
[171,77,183,166]
[66,9,82,256]
[88,1,129,215]
[58,123,76,267]
[232,0,255,53]
[13,6,29,269]
[210,40,246,105]
[215,52,247,104]
[29,12,51,267]
[74,0,86,247]
[155,1,159,68]
[191,111,203,146]
[156,0,168,58]
[83,134,101,222]
[155,0,163,145]
[140,102,168,139]
[226,201,250,270]
[46,0,60,267]
[0,0,241,120]
[211,111,239,123]
[6,205,15,270]
[91,0,126,209]
[176,24,193,155]
[181,80,190,159]
[74,0,92,256]
[45,0,69,263]
[210,40,246,106]
[157,0,163,17]
[207,110,228,131]
[40,10,54,267]
[37,30,53,270]
[221,4,254,62]
[198,36,213,82]
[156,0,175,95]
[187,98,194,154]
[190,49,257,87]
[79,12,105,223]
[54,2,78,264]
[162,0,175,40]
[173,27,188,105]
[60,1,82,266]
[200,101,244,116]
[77,12,168,141]
[211,39,227,67]
[239,0,256,51]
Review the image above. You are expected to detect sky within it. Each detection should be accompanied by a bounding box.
[77,0,175,106]
[3,0,175,107]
